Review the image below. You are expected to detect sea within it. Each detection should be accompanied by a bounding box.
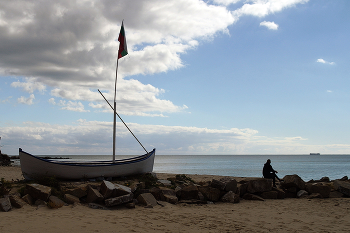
[12,154,350,181]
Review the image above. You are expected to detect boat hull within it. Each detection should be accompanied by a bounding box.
[19,148,156,180]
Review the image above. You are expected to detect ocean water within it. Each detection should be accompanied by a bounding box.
[14,154,350,181]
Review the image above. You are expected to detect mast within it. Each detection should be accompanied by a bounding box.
[113,20,128,162]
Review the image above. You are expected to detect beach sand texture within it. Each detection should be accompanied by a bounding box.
[1,166,350,233]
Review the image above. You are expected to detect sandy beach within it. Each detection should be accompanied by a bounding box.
[1,166,350,233]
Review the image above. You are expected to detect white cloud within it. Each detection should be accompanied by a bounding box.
[18,94,35,105]
[326,90,332,93]
[260,21,279,30]
[317,58,335,65]
[49,98,89,112]
[11,78,46,93]
[233,0,309,18]
[212,0,241,6]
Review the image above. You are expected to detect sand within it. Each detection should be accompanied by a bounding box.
[1,166,350,233]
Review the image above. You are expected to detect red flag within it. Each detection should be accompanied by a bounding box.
[118,22,128,59]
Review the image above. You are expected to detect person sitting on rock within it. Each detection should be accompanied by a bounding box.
[263,159,282,187]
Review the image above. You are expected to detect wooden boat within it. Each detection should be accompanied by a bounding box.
[19,148,156,180]
[19,22,156,180]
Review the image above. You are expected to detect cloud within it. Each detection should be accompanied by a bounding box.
[260,21,279,30]
[326,90,332,93]
[233,0,309,18]
[11,78,46,93]
[18,94,35,105]
[317,58,335,65]
[49,98,89,112]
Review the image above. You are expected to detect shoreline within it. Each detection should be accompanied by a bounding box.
[1,166,350,232]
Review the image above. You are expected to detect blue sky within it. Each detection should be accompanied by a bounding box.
[0,0,349,155]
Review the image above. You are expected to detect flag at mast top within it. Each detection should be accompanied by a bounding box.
[118,21,128,59]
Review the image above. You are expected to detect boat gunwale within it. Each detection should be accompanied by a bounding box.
[19,148,156,167]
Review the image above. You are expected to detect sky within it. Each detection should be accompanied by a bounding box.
[0,0,349,156]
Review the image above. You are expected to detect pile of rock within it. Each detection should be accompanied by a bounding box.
[1,173,350,212]
[0,153,11,166]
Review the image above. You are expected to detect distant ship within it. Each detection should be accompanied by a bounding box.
[310,153,320,155]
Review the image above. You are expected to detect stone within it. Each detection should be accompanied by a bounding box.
[211,179,226,190]
[64,194,80,204]
[245,178,272,193]
[238,183,248,197]
[220,177,238,193]
[242,193,265,201]
[260,191,278,199]
[22,194,33,205]
[282,175,305,190]
[305,183,331,198]
[198,186,222,202]
[158,179,172,186]
[86,185,104,203]
[125,202,136,209]
[0,196,12,212]
[333,180,350,197]
[26,183,52,201]
[48,196,66,208]
[65,184,88,198]
[297,190,309,198]
[9,195,27,208]
[272,187,285,199]
[100,180,116,199]
[178,184,199,200]
[114,184,132,197]
[105,193,134,207]
[136,193,157,207]
[221,191,240,203]
[160,188,178,203]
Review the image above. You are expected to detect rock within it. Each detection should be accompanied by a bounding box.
[114,184,132,197]
[125,202,136,209]
[9,195,27,208]
[0,196,12,212]
[26,183,52,201]
[244,178,272,193]
[178,184,199,200]
[242,193,265,201]
[48,196,66,208]
[86,185,104,203]
[260,191,278,199]
[22,194,33,205]
[329,191,344,198]
[297,190,309,198]
[198,186,222,202]
[320,177,330,182]
[160,187,178,204]
[158,179,172,186]
[339,176,348,181]
[64,194,80,204]
[65,184,88,198]
[105,193,134,207]
[305,183,331,198]
[211,179,226,190]
[136,193,157,207]
[100,180,116,199]
[88,203,109,210]
[238,183,248,197]
[221,191,240,203]
[220,177,238,193]
[282,175,305,190]
[272,187,285,199]
[333,180,350,197]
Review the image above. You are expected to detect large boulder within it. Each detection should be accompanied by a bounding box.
[9,195,27,208]
[177,184,199,200]
[282,175,305,190]
[64,194,80,204]
[333,180,350,197]
[305,183,331,198]
[260,191,278,199]
[26,184,51,201]
[22,194,33,205]
[198,186,222,202]
[244,178,272,193]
